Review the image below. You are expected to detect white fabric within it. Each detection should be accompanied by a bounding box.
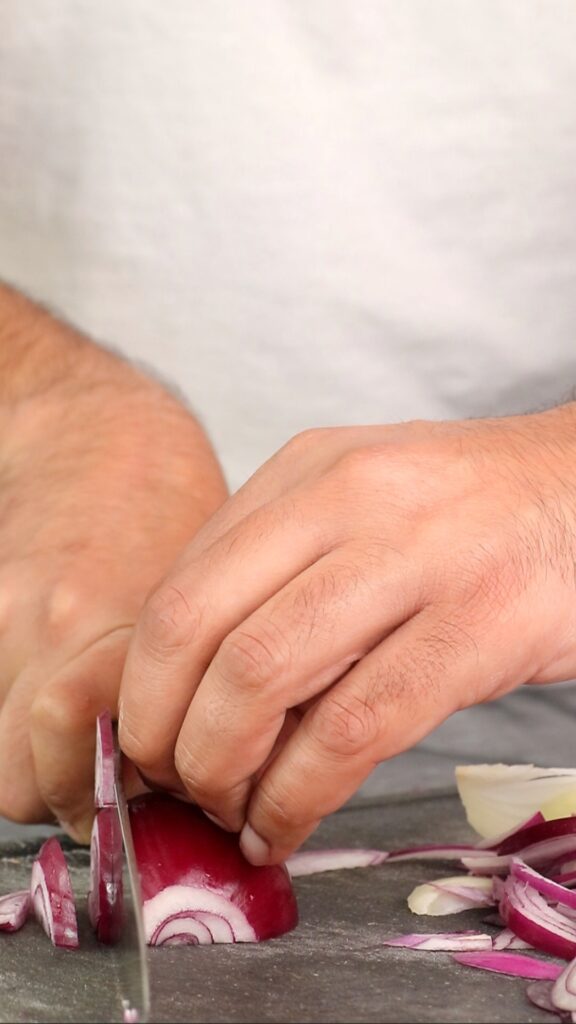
[1,2,576,491]
[1,1,576,792]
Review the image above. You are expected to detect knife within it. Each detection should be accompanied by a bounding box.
[112,729,151,1024]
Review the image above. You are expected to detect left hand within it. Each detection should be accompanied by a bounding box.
[119,407,576,864]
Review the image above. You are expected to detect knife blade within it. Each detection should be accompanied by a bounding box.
[112,733,151,1024]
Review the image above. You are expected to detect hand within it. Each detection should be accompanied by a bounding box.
[0,290,227,840]
[119,408,576,864]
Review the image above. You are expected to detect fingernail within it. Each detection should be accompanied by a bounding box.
[240,823,270,865]
[204,810,234,832]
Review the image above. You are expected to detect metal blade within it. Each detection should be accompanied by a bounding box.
[113,758,151,1023]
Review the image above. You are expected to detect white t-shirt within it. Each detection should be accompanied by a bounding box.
[1,1,576,788]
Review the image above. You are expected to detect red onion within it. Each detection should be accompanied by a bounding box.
[463,835,576,876]
[474,812,545,850]
[500,876,576,960]
[0,890,30,932]
[453,951,563,980]
[511,859,576,911]
[286,848,388,876]
[383,931,492,951]
[128,794,298,945]
[496,818,576,857]
[88,806,124,944]
[95,709,116,809]
[30,838,79,949]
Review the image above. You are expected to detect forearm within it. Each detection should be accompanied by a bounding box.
[0,280,228,518]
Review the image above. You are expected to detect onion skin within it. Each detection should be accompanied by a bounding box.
[128,794,298,945]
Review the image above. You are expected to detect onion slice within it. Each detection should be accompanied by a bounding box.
[286,848,388,876]
[552,957,576,1013]
[129,794,298,945]
[30,837,79,949]
[407,876,494,916]
[386,844,484,863]
[453,951,563,980]
[500,876,576,960]
[455,764,576,839]
[88,805,124,944]
[492,928,532,951]
[95,709,117,809]
[383,931,492,951]
[0,890,31,932]
[511,859,576,911]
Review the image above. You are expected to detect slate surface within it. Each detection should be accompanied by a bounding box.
[0,791,559,1024]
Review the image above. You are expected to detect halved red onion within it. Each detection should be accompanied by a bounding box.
[286,848,388,877]
[0,890,31,932]
[30,838,79,949]
[511,859,576,911]
[453,951,563,980]
[383,931,492,952]
[500,876,576,960]
[128,794,298,945]
[95,709,116,809]
[88,806,124,944]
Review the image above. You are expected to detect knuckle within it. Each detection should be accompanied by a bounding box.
[42,580,89,647]
[174,739,212,799]
[310,690,380,758]
[140,581,199,654]
[216,623,292,692]
[30,684,82,737]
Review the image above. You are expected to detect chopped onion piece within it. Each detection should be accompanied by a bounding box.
[383,931,492,952]
[0,890,31,932]
[88,805,124,944]
[129,794,298,945]
[30,838,78,949]
[463,835,576,876]
[526,980,572,1020]
[552,957,576,1013]
[407,876,494,916]
[453,951,563,980]
[286,848,388,876]
[492,928,532,951]
[510,859,576,911]
[500,876,576,960]
[387,844,483,863]
[455,764,576,839]
[475,812,545,850]
[95,709,116,809]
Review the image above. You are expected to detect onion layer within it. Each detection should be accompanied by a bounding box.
[88,805,124,944]
[0,890,31,932]
[30,838,79,949]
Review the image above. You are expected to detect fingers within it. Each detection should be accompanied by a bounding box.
[29,627,132,842]
[170,543,424,829]
[119,491,330,788]
[239,607,506,864]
